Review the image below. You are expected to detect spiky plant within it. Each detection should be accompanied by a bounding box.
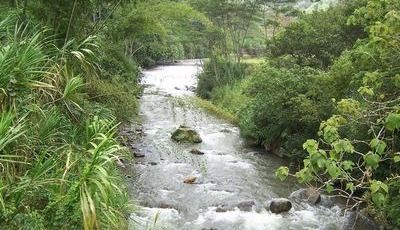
[0,18,132,229]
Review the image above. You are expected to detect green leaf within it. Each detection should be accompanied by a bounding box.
[275,167,289,181]
[364,152,380,169]
[326,161,341,179]
[386,113,400,131]
[370,138,387,155]
[323,125,340,143]
[333,139,354,154]
[346,182,354,192]
[342,160,355,171]
[317,158,326,168]
[303,139,318,154]
[372,192,386,207]
[370,180,380,194]
[358,86,374,96]
[326,184,334,194]
[394,155,400,163]
[295,168,313,183]
[370,180,388,194]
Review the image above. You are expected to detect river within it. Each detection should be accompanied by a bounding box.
[127,60,353,230]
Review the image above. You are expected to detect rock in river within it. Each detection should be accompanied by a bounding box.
[236,200,256,212]
[268,198,292,214]
[171,125,202,143]
[183,176,197,184]
[289,188,321,205]
[134,152,145,158]
[190,149,205,155]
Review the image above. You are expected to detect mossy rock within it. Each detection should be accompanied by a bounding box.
[171,126,202,144]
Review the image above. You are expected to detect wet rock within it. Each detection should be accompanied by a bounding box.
[183,176,197,184]
[343,210,379,230]
[185,85,196,92]
[220,128,232,133]
[263,139,283,157]
[171,125,202,143]
[236,200,256,212]
[174,86,181,90]
[148,162,157,166]
[215,205,228,213]
[126,129,135,134]
[289,188,321,205]
[268,198,292,214]
[134,152,145,158]
[158,203,174,209]
[190,149,205,155]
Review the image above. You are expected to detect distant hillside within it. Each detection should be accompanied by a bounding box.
[294,0,339,12]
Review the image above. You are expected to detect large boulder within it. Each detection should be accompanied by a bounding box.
[267,198,292,214]
[171,126,202,144]
[289,188,321,205]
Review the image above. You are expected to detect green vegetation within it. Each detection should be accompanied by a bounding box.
[195,0,400,227]
[2,0,400,228]
[0,0,211,229]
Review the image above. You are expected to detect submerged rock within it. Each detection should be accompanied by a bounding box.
[236,200,256,212]
[134,152,145,158]
[190,149,205,155]
[171,126,202,143]
[289,188,321,205]
[158,203,174,209]
[183,176,197,184]
[215,205,228,213]
[268,198,292,214]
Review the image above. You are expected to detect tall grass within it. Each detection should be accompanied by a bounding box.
[0,18,132,229]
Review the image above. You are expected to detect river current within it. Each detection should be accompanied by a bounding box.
[127,60,353,230]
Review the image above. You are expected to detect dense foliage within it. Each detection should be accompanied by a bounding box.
[197,0,400,227]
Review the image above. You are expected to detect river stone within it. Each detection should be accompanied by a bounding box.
[171,126,202,143]
[183,176,197,184]
[268,198,292,214]
[289,188,321,205]
[158,203,174,209]
[215,205,228,213]
[236,200,256,212]
[134,152,145,158]
[190,149,205,155]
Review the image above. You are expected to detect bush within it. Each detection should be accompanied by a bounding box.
[238,63,334,157]
[270,0,366,69]
[196,58,248,99]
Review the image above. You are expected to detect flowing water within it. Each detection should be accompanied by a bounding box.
[127,60,353,230]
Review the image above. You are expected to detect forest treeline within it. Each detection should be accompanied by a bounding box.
[195,0,400,228]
